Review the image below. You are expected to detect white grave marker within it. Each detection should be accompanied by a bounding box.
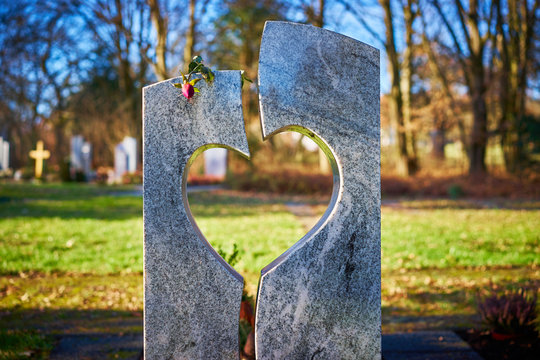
[204,148,227,178]
[114,136,137,181]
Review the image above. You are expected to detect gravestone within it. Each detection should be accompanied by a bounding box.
[114,136,137,181]
[143,71,248,359]
[70,135,92,177]
[0,137,9,171]
[204,148,227,178]
[255,21,381,359]
[143,21,380,360]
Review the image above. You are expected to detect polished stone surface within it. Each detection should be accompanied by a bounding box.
[256,21,381,359]
[143,71,249,359]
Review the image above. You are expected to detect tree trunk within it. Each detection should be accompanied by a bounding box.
[469,74,488,176]
[496,0,537,173]
[183,0,196,67]
[148,0,168,80]
[420,24,469,159]
[380,0,414,176]
[431,116,446,160]
[316,0,325,27]
[401,0,419,174]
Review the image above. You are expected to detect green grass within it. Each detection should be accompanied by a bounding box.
[3,183,538,276]
[0,182,539,337]
[0,184,304,283]
[186,191,305,291]
[382,207,539,270]
[0,183,143,274]
[0,330,53,359]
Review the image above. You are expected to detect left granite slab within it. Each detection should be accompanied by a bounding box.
[143,71,249,359]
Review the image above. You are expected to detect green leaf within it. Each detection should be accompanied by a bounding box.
[189,78,201,86]
[188,61,199,73]
[193,87,200,93]
[201,66,215,83]
[188,56,203,73]
[180,71,187,83]
[172,83,183,88]
[240,70,252,88]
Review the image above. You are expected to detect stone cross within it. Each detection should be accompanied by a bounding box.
[29,140,50,179]
[143,21,380,360]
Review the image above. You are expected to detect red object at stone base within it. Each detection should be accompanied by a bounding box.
[491,331,521,341]
[240,300,255,327]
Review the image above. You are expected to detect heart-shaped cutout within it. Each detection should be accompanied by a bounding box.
[185,130,334,296]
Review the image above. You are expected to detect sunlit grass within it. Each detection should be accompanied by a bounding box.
[382,207,539,270]
[1,182,538,335]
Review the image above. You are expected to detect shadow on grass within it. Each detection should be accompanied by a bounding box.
[2,308,142,334]
[0,186,308,220]
[382,313,482,333]
[1,308,143,360]
[1,183,144,220]
[0,183,139,200]
[0,197,142,220]
[381,269,540,332]
[384,198,540,210]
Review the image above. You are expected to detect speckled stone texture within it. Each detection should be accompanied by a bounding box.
[143,71,248,359]
[256,22,381,359]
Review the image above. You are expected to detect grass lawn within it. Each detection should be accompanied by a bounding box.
[0,183,539,357]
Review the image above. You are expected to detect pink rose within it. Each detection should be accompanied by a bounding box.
[182,83,195,99]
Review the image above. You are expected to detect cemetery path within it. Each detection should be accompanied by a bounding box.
[285,202,321,232]
[381,198,540,210]
[108,184,227,197]
[382,331,483,360]
[49,333,142,360]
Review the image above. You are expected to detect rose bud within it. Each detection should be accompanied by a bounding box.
[182,83,195,99]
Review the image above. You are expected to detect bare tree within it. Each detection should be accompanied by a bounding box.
[427,0,499,176]
[0,0,85,168]
[303,0,325,27]
[494,0,539,172]
[339,0,420,175]
[399,0,419,174]
[419,12,469,160]
[80,0,148,136]
[147,0,169,79]
[183,0,197,67]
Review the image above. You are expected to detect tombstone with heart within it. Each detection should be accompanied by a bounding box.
[143,21,380,359]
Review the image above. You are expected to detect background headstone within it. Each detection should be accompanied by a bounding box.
[81,142,92,176]
[114,136,137,181]
[256,21,381,359]
[143,71,249,359]
[0,137,9,171]
[71,136,84,170]
[204,148,227,178]
[70,136,92,178]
